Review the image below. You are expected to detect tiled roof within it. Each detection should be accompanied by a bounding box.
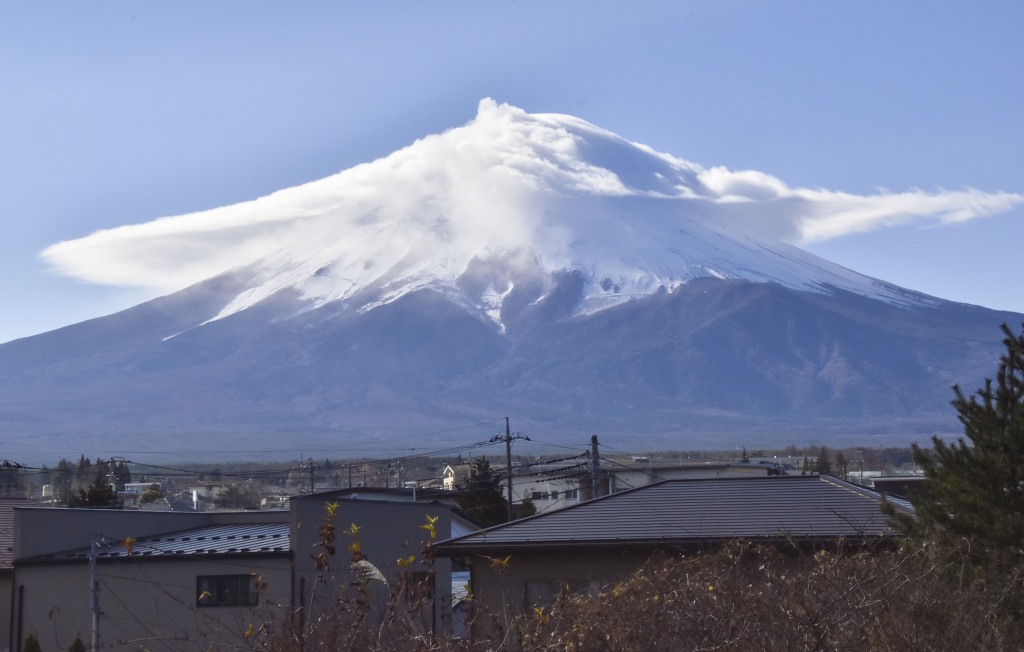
[435,475,910,554]
[23,523,290,563]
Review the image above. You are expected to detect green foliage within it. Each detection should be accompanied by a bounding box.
[896,323,1024,560]
[139,483,166,504]
[456,459,508,527]
[68,635,86,652]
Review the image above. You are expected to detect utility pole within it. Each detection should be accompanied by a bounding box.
[308,458,316,495]
[591,435,603,498]
[89,533,101,651]
[489,417,531,521]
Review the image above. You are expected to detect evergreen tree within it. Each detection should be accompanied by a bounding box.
[814,446,833,475]
[114,460,131,489]
[69,461,122,508]
[893,323,1024,559]
[834,451,848,480]
[456,459,508,527]
[0,461,19,495]
[68,635,86,652]
[52,458,74,505]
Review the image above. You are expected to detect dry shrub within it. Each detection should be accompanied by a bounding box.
[514,539,1024,652]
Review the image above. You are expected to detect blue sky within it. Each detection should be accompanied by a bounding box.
[1,1,1022,344]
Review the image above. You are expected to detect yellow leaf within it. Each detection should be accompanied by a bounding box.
[243,623,254,639]
[488,554,511,569]
[122,537,137,555]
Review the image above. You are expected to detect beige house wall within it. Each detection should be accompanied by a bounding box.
[467,549,651,635]
[12,557,291,652]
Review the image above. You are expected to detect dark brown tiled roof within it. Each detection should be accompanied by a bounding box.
[435,475,910,554]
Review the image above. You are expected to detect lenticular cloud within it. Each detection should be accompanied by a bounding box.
[42,98,1024,300]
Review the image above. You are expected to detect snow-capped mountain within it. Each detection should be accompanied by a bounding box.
[214,99,933,330]
[2,100,1019,459]
[52,99,933,339]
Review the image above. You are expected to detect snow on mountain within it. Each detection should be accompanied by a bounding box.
[47,99,946,335]
[205,99,933,331]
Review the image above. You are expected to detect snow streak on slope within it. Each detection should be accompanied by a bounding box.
[47,98,1016,331]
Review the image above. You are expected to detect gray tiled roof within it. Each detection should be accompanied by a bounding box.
[24,523,290,562]
[435,475,909,554]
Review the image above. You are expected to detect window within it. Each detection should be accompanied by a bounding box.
[531,491,549,501]
[565,489,579,500]
[550,490,559,500]
[197,575,259,607]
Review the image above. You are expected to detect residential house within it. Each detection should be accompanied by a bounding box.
[10,507,292,652]
[508,457,787,514]
[433,474,912,633]
[9,491,462,651]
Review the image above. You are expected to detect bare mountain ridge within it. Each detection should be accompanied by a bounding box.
[0,272,1015,454]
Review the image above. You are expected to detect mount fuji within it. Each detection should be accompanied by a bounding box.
[1,99,1018,458]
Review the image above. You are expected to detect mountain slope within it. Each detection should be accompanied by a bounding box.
[0,273,1015,456]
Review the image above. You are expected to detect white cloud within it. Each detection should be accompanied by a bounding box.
[41,99,1024,295]
[697,165,1024,243]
